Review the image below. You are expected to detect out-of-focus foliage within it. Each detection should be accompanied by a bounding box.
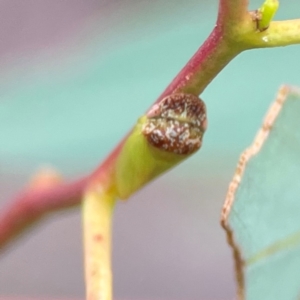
[226,88,300,300]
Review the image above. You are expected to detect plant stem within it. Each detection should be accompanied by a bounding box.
[1,0,300,253]
[245,19,300,48]
[218,0,249,26]
[152,0,249,101]
[168,26,242,96]
[82,186,115,300]
[0,177,88,252]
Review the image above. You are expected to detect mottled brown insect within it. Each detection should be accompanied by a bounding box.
[142,93,207,155]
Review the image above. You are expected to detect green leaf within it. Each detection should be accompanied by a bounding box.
[222,86,300,300]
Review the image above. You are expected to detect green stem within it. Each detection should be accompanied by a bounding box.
[257,0,279,31]
[245,19,300,48]
[218,0,249,26]
[82,186,116,300]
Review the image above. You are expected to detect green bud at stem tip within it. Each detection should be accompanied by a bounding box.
[257,0,279,31]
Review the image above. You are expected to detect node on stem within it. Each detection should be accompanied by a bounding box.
[114,93,207,199]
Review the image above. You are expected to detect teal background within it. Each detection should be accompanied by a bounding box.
[0,0,299,299]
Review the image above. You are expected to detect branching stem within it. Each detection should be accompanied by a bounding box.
[245,19,300,48]
[1,0,300,270]
[0,177,88,252]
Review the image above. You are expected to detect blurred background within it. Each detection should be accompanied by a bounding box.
[0,0,299,299]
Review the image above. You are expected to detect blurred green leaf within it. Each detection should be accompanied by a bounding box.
[222,86,300,300]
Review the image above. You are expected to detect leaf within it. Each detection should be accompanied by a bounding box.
[221,86,300,300]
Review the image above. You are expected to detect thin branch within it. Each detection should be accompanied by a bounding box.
[1,1,300,254]
[156,26,242,97]
[83,186,115,300]
[247,19,300,48]
[0,139,120,252]
[152,0,249,100]
[218,0,249,26]
[0,177,88,252]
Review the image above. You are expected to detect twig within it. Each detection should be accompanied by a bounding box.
[1,0,300,257]
[0,177,88,252]
[218,0,249,25]
[82,186,115,300]
[245,19,300,48]
[150,0,249,99]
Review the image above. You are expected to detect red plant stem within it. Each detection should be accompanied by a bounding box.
[152,0,248,99]
[0,1,247,252]
[156,25,239,98]
[0,177,88,252]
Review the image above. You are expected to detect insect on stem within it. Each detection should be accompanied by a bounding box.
[115,93,207,199]
[143,93,207,155]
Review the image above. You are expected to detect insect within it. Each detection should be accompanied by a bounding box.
[143,93,207,154]
[115,93,207,199]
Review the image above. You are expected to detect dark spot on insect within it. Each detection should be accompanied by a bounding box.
[143,93,207,155]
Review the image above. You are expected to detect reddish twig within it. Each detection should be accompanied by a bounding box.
[0,1,248,252]
[0,177,88,252]
[150,0,249,102]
